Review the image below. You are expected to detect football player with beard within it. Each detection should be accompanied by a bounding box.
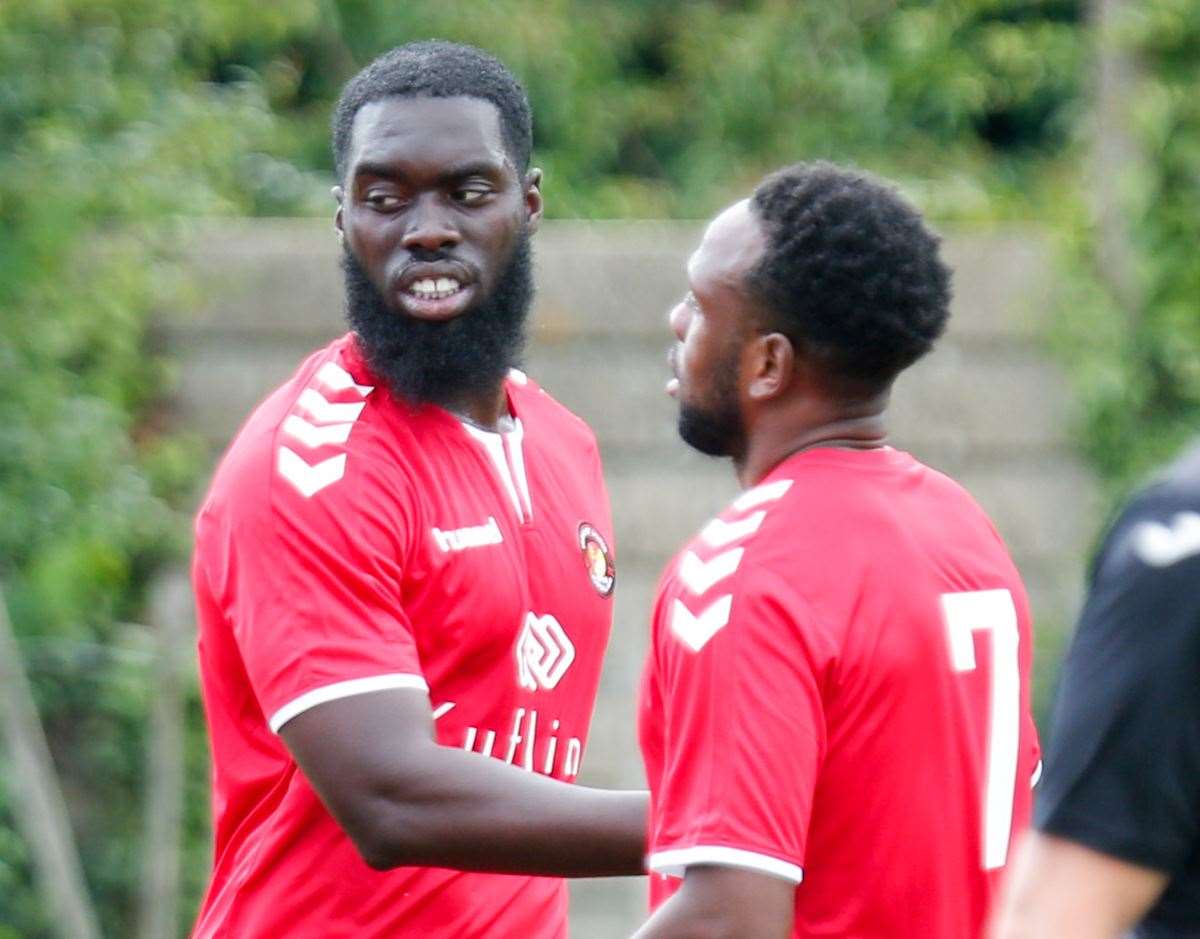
[634,164,1040,939]
[190,41,645,939]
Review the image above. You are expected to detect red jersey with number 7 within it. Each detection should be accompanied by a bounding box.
[639,446,1039,938]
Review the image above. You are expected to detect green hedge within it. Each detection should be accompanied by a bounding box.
[1,1,1195,934]
[0,3,320,935]
[1052,1,1200,501]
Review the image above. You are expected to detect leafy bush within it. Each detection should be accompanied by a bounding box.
[0,2,321,935]
[1052,1,1200,500]
[2,1,1195,934]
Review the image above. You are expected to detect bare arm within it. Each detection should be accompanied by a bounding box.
[279,688,647,876]
[631,866,794,939]
[990,832,1169,939]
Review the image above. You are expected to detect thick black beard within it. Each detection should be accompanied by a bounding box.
[343,233,533,408]
[677,343,746,459]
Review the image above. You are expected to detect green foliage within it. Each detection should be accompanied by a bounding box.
[1050,0,1200,500]
[235,0,1086,218]
[1,0,1195,934]
[0,1,320,935]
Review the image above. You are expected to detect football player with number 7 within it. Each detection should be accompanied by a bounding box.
[632,162,1041,939]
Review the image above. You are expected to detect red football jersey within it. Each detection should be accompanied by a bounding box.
[191,334,616,938]
[639,446,1039,938]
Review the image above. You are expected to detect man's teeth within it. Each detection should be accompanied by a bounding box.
[408,277,463,299]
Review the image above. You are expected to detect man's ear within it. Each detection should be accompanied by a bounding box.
[524,168,544,234]
[332,186,345,238]
[747,332,794,402]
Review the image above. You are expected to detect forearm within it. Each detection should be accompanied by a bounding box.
[631,867,793,939]
[633,896,732,939]
[990,833,1167,939]
[283,689,648,877]
[337,742,647,876]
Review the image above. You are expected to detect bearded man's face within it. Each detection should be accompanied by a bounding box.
[334,95,541,406]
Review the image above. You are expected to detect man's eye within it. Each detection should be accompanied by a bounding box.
[365,192,402,210]
[454,187,491,205]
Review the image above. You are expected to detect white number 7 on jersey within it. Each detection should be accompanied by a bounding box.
[941,589,1020,871]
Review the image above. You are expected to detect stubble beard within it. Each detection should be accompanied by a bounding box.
[676,348,747,460]
[342,232,534,409]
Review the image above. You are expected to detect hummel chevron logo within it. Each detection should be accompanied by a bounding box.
[297,388,367,425]
[733,478,793,512]
[678,548,745,596]
[281,415,354,449]
[1133,511,1200,567]
[277,446,347,498]
[700,512,766,549]
[670,596,733,652]
[315,361,373,396]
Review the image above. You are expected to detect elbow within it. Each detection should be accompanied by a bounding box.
[343,804,433,871]
[320,776,436,871]
[350,827,401,871]
[358,842,402,872]
[320,753,450,870]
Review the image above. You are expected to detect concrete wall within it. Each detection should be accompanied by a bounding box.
[166,219,1096,936]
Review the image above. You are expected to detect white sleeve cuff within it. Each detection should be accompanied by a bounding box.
[647,845,804,884]
[268,673,429,732]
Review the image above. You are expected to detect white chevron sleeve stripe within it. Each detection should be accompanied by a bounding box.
[678,548,745,596]
[315,361,373,396]
[733,478,794,511]
[296,388,367,425]
[670,595,733,652]
[281,415,355,448]
[277,447,347,498]
[700,511,766,548]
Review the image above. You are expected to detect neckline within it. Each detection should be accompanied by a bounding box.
[340,333,524,433]
[764,444,908,478]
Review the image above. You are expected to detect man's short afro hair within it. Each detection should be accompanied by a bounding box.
[748,162,951,390]
[332,40,533,180]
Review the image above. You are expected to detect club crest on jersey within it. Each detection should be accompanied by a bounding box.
[578,523,615,597]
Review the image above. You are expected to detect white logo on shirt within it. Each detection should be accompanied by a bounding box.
[678,548,745,596]
[432,698,583,778]
[732,478,793,511]
[432,517,504,552]
[670,595,733,652]
[1133,511,1200,567]
[516,613,575,691]
[276,449,348,499]
[276,361,373,498]
[700,512,766,548]
[669,478,791,653]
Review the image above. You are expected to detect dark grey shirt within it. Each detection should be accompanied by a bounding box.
[1037,442,1200,936]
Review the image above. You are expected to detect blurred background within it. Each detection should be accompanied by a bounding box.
[1,1,1197,936]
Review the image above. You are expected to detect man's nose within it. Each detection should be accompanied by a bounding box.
[401,196,461,252]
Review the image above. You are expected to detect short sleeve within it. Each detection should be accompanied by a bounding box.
[647,567,832,884]
[1036,496,1200,871]
[195,449,427,733]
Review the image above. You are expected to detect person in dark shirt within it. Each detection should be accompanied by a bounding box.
[992,442,1200,939]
